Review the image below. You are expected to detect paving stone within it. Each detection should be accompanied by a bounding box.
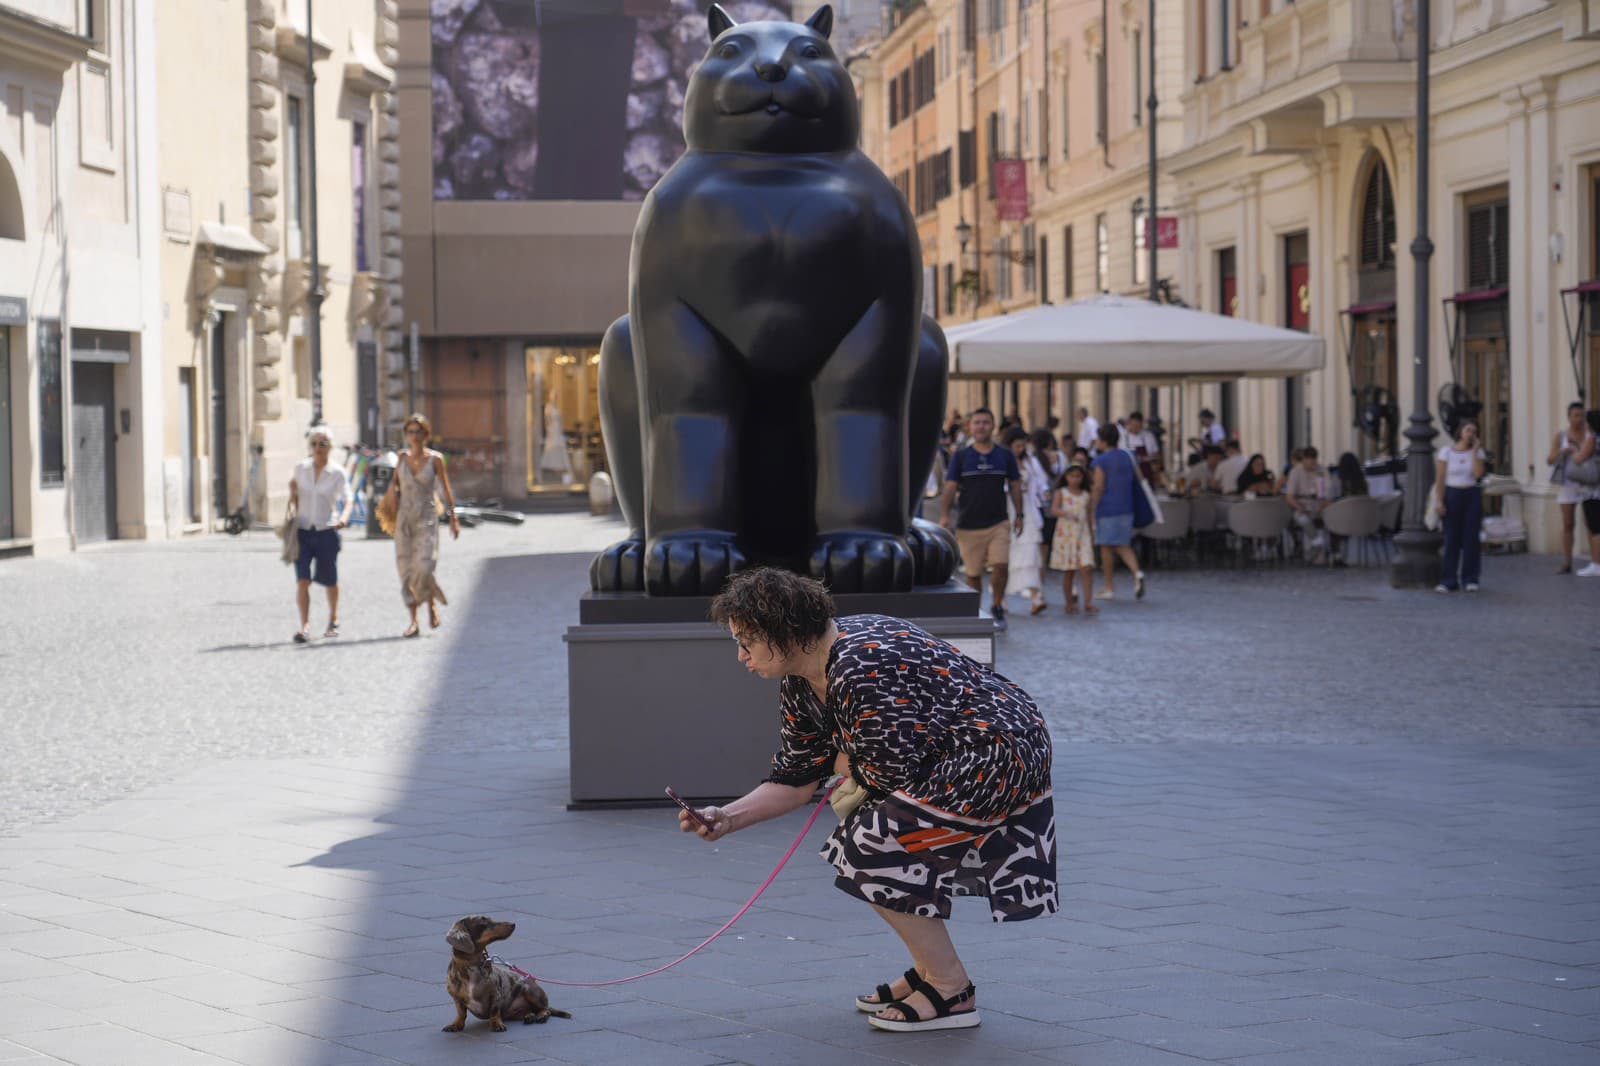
[1,525,1598,1064]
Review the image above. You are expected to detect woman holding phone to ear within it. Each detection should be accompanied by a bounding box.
[1433,419,1488,593]
[680,568,1057,1034]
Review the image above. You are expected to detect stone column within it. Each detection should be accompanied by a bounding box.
[376,0,407,440]
[246,0,284,425]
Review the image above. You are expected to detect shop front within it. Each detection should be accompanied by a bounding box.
[525,345,605,496]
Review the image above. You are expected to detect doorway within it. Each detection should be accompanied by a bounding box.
[0,328,12,540]
[71,361,118,543]
[357,340,379,446]
[178,367,197,524]
[210,312,230,518]
[1351,313,1398,459]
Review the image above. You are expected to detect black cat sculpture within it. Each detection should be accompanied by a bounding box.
[589,3,957,596]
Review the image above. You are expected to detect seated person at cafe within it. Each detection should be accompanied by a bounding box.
[1191,445,1225,494]
[1284,447,1330,557]
[1333,452,1368,498]
[1215,441,1248,494]
[1237,454,1278,496]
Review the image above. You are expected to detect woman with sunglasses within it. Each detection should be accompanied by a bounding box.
[382,413,461,637]
[287,428,352,643]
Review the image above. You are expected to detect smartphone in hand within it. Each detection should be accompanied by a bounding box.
[665,786,716,831]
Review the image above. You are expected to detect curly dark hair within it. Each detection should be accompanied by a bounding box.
[709,568,835,657]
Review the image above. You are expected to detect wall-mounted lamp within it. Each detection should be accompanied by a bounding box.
[1549,232,1564,265]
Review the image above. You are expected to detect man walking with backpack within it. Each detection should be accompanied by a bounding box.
[940,408,1025,631]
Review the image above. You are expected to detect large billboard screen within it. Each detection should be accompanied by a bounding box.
[432,0,792,201]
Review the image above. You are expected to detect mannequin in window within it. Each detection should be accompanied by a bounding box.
[541,399,572,484]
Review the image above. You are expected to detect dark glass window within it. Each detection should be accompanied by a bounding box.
[38,319,63,486]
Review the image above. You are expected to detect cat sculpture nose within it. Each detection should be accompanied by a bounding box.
[754,62,787,83]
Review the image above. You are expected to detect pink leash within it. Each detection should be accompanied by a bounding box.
[499,782,838,988]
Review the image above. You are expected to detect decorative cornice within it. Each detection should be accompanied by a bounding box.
[0,7,92,74]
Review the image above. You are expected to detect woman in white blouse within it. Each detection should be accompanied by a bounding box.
[1432,420,1487,593]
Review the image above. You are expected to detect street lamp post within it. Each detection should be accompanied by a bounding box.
[304,0,325,428]
[1144,0,1162,438]
[1390,0,1442,588]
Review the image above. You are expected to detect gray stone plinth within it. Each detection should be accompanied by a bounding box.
[564,612,996,805]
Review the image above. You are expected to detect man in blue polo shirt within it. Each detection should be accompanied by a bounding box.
[938,408,1024,631]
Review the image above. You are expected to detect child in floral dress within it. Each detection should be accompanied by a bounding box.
[1049,465,1097,615]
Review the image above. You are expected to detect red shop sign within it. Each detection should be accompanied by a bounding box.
[994,160,1028,221]
[1149,215,1179,249]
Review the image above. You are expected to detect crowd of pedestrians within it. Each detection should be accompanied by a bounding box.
[936,396,1600,614]
[938,406,1155,629]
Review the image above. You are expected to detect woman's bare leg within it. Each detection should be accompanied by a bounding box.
[295,580,312,633]
[1559,503,1575,571]
[1098,546,1115,594]
[868,905,974,1020]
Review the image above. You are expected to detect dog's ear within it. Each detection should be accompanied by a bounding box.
[445,919,474,953]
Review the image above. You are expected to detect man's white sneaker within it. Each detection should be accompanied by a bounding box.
[1577,563,1600,578]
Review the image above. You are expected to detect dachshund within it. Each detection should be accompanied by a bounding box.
[443,915,571,1032]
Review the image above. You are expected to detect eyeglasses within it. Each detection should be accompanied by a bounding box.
[405,428,427,437]
[311,441,331,448]
[731,633,753,656]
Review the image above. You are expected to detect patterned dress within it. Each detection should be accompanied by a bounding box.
[768,615,1058,923]
[1048,489,1095,571]
[394,453,446,608]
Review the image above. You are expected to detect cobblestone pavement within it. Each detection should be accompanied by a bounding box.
[3,518,1596,835]
[0,520,1597,1064]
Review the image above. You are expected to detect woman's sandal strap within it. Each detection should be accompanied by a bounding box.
[864,967,920,1007]
[878,977,975,1022]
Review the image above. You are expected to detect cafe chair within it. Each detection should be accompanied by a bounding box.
[1138,497,1191,569]
[1226,498,1292,567]
[1321,496,1381,567]
[1186,495,1222,563]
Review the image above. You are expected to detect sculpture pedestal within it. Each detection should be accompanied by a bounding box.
[564,584,991,807]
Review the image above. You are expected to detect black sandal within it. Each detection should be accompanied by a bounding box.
[855,968,919,1013]
[868,973,979,1033]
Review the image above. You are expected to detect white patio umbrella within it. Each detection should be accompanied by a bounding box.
[941,293,1325,382]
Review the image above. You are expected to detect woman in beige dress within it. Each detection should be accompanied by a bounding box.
[383,414,460,637]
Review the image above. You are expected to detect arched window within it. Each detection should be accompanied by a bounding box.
[0,152,24,240]
[1359,159,1395,272]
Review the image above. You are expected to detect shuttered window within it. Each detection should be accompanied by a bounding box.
[1466,200,1509,290]
[958,129,976,188]
[1359,163,1396,270]
[1062,225,1074,299]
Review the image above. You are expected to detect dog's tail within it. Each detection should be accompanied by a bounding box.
[547,1008,573,1020]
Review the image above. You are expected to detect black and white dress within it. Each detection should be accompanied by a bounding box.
[768,615,1058,923]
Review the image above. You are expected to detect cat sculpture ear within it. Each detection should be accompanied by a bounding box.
[805,4,834,39]
[708,3,737,40]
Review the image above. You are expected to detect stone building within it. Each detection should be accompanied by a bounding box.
[865,0,1182,430]
[864,0,1600,555]
[155,0,406,533]
[0,1,164,556]
[1167,0,1600,554]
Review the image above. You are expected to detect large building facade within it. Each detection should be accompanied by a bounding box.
[1,1,163,556]
[863,0,1183,429]
[155,0,406,532]
[865,0,1600,555]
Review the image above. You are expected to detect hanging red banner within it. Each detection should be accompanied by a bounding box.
[994,160,1028,221]
[1153,216,1179,249]
[1142,215,1179,249]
